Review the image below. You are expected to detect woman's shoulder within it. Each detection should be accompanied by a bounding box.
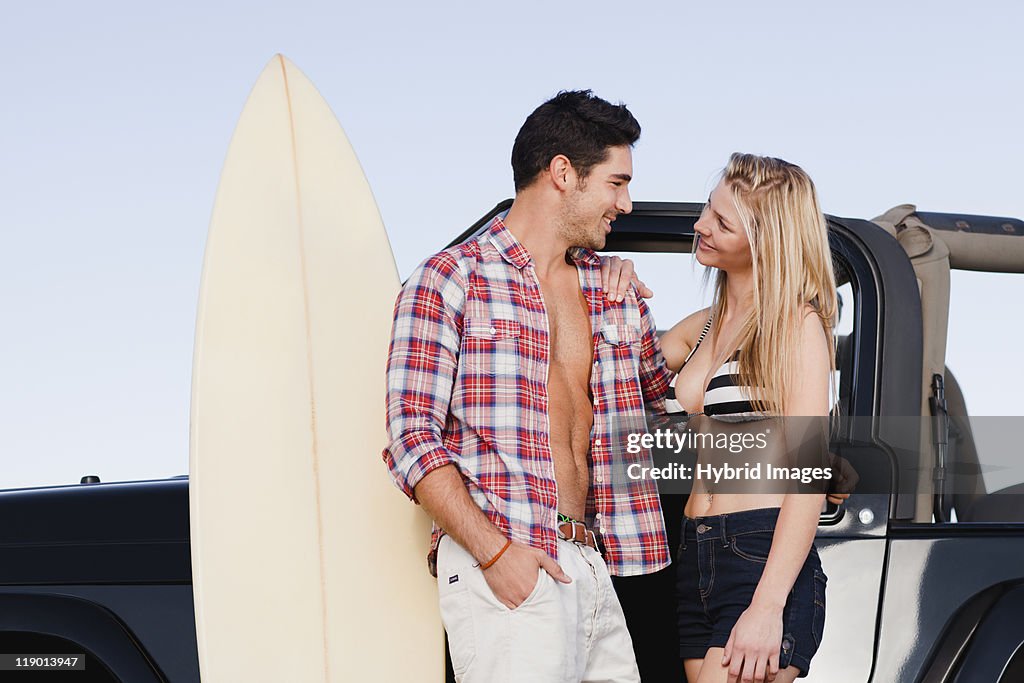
[670,306,712,341]
[795,303,830,364]
[660,307,713,371]
[798,303,828,338]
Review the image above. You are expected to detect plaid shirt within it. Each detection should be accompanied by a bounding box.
[383,217,673,577]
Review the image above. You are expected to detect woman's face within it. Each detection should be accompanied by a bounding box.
[693,179,753,273]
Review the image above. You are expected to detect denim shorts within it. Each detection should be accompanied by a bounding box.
[676,507,826,678]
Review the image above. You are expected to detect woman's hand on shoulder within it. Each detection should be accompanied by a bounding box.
[599,255,654,302]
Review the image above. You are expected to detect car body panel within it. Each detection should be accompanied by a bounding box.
[3,201,1023,682]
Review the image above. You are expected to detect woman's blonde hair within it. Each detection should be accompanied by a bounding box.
[704,153,838,415]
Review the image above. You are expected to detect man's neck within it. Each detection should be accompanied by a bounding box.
[502,197,573,279]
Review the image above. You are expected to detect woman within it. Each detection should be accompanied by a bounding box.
[662,153,836,682]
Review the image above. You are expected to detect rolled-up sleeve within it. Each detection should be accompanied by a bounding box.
[382,252,466,501]
[636,296,674,415]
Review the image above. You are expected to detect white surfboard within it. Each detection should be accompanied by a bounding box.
[189,54,442,682]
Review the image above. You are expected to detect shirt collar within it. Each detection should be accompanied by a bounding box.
[487,216,532,269]
[567,246,601,267]
[487,216,602,270]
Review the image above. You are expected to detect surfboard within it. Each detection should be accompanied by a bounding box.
[189,54,442,682]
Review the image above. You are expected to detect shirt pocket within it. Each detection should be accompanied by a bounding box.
[598,323,641,380]
[462,318,522,375]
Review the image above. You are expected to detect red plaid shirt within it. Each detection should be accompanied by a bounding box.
[383,217,673,576]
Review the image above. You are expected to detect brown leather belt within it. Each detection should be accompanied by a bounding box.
[556,517,599,550]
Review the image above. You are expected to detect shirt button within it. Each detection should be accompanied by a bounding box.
[595,513,602,520]
[594,438,602,446]
[489,326,497,335]
[595,474,604,483]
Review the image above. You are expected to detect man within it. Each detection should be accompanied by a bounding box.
[383,90,671,682]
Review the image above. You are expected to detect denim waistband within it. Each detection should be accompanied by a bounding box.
[682,506,781,543]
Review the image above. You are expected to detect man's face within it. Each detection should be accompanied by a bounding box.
[561,145,634,250]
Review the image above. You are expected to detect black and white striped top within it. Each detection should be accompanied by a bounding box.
[668,314,765,420]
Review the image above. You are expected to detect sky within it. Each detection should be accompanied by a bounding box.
[2,1,1022,488]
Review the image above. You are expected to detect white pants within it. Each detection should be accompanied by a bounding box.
[436,535,641,683]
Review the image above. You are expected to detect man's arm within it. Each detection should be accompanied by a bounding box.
[382,253,568,603]
[635,295,675,414]
[382,252,466,499]
[382,253,507,558]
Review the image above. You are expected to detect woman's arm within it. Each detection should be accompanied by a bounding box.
[659,308,710,373]
[751,310,829,606]
[723,310,830,680]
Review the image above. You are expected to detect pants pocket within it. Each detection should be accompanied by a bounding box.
[728,531,773,564]
[510,568,548,611]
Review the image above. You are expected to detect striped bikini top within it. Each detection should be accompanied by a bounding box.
[675,314,764,420]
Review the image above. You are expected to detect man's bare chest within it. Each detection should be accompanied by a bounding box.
[539,277,593,374]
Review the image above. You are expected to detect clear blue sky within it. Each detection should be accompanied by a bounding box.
[2,1,1022,488]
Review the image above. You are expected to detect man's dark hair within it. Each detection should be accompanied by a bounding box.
[511,90,640,192]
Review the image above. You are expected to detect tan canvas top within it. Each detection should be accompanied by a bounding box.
[873,204,1024,273]
[871,205,1023,520]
